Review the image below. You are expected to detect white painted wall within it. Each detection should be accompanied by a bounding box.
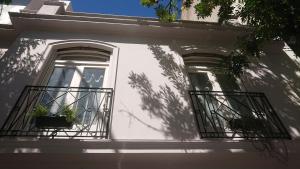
[0,30,236,140]
[0,0,72,24]
[0,0,29,24]
[0,0,299,168]
[0,48,7,58]
[0,29,300,168]
[1,30,300,140]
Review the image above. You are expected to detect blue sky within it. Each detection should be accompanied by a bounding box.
[71,0,157,18]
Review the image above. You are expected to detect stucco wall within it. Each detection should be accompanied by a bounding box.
[0,30,300,168]
[242,41,300,139]
[0,0,29,24]
[0,30,236,140]
[1,30,300,140]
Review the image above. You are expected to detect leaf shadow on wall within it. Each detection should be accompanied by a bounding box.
[241,41,300,137]
[127,44,291,162]
[128,45,198,140]
[0,38,45,125]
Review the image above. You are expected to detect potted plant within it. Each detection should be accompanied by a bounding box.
[62,106,77,124]
[31,104,48,117]
[32,104,76,128]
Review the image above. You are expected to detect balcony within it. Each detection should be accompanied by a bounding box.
[0,86,113,139]
[189,91,291,139]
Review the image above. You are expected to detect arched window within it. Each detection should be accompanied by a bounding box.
[46,46,111,89]
[37,40,119,89]
[183,53,241,92]
[185,53,290,139]
[32,41,118,137]
[0,41,118,138]
[40,46,112,125]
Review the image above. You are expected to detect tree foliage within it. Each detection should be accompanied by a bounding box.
[0,0,11,5]
[141,0,181,22]
[141,0,299,45]
[141,0,300,75]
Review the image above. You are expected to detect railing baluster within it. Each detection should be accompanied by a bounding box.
[0,86,113,139]
[189,90,291,139]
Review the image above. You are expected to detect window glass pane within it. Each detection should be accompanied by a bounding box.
[79,68,105,88]
[215,73,240,91]
[41,67,76,115]
[189,72,221,131]
[77,68,105,124]
[47,67,75,87]
[189,72,212,91]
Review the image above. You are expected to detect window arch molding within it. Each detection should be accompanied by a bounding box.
[182,52,228,68]
[35,39,119,89]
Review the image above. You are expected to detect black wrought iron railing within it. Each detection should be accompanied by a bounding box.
[189,91,291,139]
[0,86,113,139]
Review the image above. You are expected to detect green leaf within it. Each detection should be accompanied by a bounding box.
[0,0,12,5]
[62,106,77,123]
[31,104,48,117]
[140,0,158,7]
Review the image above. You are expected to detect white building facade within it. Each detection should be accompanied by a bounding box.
[0,1,299,168]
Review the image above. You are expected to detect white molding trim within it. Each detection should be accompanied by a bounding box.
[34,39,120,89]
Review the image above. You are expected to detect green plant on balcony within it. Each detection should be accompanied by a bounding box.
[31,104,48,117]
[31,104,77,128]
[62,106,77,123]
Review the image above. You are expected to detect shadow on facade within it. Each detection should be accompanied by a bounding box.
[242,41,300,138]
[0,138,293,169]
[0,49,5,58]
[0,38,45,125]
[127,43,292,162]
[0,42,295,166]
[250,139,289,163]
[128,44,197,140]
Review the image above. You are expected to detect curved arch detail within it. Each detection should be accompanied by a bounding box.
[47,39,117,52]
[182,52,228,67]
[36,39,119,89]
